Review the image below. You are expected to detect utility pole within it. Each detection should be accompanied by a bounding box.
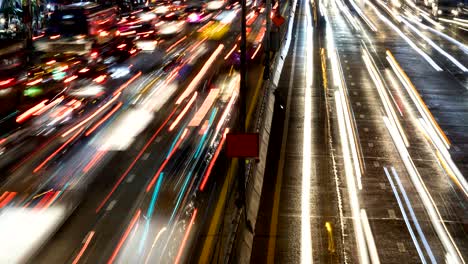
[264,0,272,80]
[22,0,33,59]
[238,0,250,230]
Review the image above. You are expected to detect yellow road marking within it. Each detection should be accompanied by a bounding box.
[246,69,265,129]
[198,159,238,264]
[325,222,335,253]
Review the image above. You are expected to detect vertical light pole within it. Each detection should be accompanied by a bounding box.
[264,0,272,79]
[22,0,33,56]
[238,0,248,225]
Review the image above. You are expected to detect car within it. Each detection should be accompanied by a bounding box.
[431,0,462,16]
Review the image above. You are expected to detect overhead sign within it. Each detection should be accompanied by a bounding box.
[226,133,259,158]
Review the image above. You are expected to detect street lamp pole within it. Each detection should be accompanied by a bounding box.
[264,0,272,80]
[238,0,248,223]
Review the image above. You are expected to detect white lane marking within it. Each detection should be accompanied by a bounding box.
[126,174,135,183]
[106,200,117,211]
[301,0,313,263]
[397,242,406,253]
[142,153,150,160]
[388,209,396,219]
[360,210,381,264]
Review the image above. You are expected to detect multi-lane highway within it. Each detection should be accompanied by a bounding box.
[252,0,467,263]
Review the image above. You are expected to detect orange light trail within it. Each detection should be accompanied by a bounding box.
[93,75,107,83]
[62,95,119,138]
[199,120,209,135]
[34,192,53,209]
[146,129,188,193]
[64,75,78,83]
[189,89,219,127]
[34,127,83,173]
[246,13,258,26]
[46,60,56,65]
[42,191,61,210]
[0,192,16,208]
[169,92,197,131]
[85,102,122,136]
[0,78,14,86]
[10,132,61,172]
[174,208,198,264]
[34,97,63,117]
[72,231,95,264]
[251,44,262,59]
[113,71,142,96]
[189,37,207,53]
[107,210,141,264]
[199,128,229,191]
[120,30,136,36]
[224,44,237,60]
[176,44,224,105]
[216,91,237,134]
[96,107,179,213]
[83,150,107,173]
[197,21,213,32]
[16,100,48,123]
[32,34,45,40]
[167,36,187,52]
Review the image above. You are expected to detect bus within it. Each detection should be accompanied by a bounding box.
[34,2,118,55]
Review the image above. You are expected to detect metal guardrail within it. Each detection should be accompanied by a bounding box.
[223,1,298,262]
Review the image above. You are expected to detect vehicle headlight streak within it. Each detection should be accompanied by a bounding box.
[418,118,468,197]
[333,0,360,31]
[402,16,467,54]
[362,48,410,147]
[347,0,378,32]
[335,92,370,264]
[383,167,436,264]
[367,1,443,72]
[324,4,376,262]
[326,11,364,189]
[399,17,467,72]
[385,51,450,148]
[382,116,465,264]
[302,1,313,263]
[384,52,468,197]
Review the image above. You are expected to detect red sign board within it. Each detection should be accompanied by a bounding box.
[272,15,285,27]
[226,133,259,158]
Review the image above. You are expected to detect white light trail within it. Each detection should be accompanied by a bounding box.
[383,116,465,264]
[390,167,437,264]
[399,17,467,72]
[335,92,369,264]
[383,167,429,264]
[360,209,380,264]
[362,48,410,147]
[367,2,443,71]
[385,52,450,148]
[301,1,313,262]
